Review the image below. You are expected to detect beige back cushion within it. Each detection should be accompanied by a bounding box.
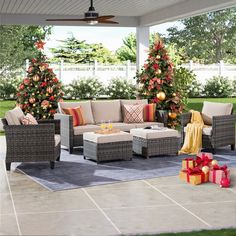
[5,107,25,125]
[121,99,148,106]
[201,101,233,125]
[91,100,122,123]
[58,101,94,124]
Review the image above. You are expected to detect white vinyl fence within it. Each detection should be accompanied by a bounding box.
[24,60,236,85]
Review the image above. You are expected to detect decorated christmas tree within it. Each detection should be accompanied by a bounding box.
[135,40,184,127]
[16,41,64,119]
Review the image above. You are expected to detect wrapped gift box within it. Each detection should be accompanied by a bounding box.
[209,165,230,185]
[182,158,195,170]
[180,167,209,185]
[196,152,213,169]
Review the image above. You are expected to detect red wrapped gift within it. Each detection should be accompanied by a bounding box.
[182,158,195,170]
[180,166,209,185]
[196,152,213,168]
[209,164,230,185]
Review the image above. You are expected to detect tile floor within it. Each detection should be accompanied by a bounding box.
[1,136,236,235]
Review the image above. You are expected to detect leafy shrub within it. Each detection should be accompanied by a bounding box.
[106,77,136,99]
[0,77,21,100]
[204,76,233,98]
[69,77,104,99]
[187,78,203,97]
[173,67,196,103]
[231,80,236,97]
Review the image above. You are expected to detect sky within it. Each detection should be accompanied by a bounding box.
[45,21,180,55]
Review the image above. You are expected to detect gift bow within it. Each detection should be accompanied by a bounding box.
[212,164,228,177]
[183,167,202,175]
[196,154,212,166]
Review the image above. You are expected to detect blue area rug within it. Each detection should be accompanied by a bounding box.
[16,148,236,191]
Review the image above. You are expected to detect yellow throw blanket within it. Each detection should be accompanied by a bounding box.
[179,110,207,155]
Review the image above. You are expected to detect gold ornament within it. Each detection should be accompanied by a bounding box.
[168,112,177,119]
[202,166,209,174]
[31,112,34,115]
[156,91,166,101]
[46,93,49,96]
[32,93,35,96]
[49,104,52,108]
[29,97,35,104]
[43,115,46,119]
[32,74,40,82]
[170,83,173,87]
[156,69,162,75]
[33,104,36,107]
[172,93,176,97]
[46,87,53,93]
[211,160,218,166]
[156,55,161,59]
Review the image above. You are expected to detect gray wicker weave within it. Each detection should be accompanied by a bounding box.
[2,118,61,171]
[181,112,236,153]
[83,140,133,163]
[133,136,179,158]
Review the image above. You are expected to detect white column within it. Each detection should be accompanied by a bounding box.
[93,60,98,76]
[136,26,150,71]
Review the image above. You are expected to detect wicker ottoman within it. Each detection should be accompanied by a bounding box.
[130,128,179,158]
[83,131,133,163]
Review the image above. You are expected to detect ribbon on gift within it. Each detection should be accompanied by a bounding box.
[212,164,228,182]
[196,154,212,167]
[183,167,204,183]
[183,158,195,169]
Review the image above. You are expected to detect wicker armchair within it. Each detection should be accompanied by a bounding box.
[181,102,236,154]
[2,119,61,171]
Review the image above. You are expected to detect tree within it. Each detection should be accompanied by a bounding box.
[50,36,119,64]
[135,40,184,128]
[166,8,236,64]
[0,25,51,76]
[16,41,64,120]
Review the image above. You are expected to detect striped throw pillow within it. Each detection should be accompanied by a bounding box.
[143,103,156,122]
[62,106,86,127]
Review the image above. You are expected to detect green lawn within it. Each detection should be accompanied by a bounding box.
[1,98,236,118]
[140,228,236,236]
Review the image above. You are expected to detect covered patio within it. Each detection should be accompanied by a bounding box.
[1,0,236,235]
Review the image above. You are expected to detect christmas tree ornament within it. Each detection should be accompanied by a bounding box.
[33,75,40,82]
[220,178,230,188]
[168,112,177,119]
[29,97,35,104]
[211,160,218,166]
[43,115,46,119]
[46,87,53,93]
[19,84,25,90]
[33,104,36,107]
[172,93,176,97]
[170,83,173,87]
[202,166,209,174]
[156,91,166,101]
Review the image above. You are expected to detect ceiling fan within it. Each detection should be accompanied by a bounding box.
[46,0,118,25]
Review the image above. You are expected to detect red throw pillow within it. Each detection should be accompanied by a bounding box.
[62,106,86,127]
[123,104,144,123]
[143,103,156,122]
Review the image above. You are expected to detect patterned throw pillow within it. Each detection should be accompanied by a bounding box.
[21,113,38,125]
[143,103,156,122]
[62,106,86,127]
[123,104,144,123]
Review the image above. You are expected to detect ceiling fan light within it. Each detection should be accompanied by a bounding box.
[87,20,98,25]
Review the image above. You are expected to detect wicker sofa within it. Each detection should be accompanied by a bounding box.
[181,101,236,153]
[55,99,164,153]
[2,107,61,170]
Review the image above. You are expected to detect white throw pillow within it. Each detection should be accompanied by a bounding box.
[5,107,25,125]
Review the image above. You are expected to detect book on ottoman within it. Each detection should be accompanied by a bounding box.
[209,165,230,185]
[180,167,209,185]
[182,158,195,170]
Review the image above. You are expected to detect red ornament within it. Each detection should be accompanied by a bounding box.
[46,87,53,93]
[49,96,55,101]
[40,82,47,87]
[29,97,35,104]
[19,84,24,90]
[23,78,30,85]
[53,77,58,83]
[152,63,159,70]
[31,58,37,63]
[35,40,46,50]
[49,109,56,114]
[220,178,230,188]
[41,100,49,109]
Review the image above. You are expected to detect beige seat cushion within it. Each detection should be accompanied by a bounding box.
[83,131,133,144]
[110,122,136,131]
[58,101,94,124]
[184,126,212,136]
[134,122,164,129]
[5,107,25,125]
[73,124,100,135]
[55,134,61,147]
[130,128,178,139]
[201,101,233,125]
[91,100,122,124]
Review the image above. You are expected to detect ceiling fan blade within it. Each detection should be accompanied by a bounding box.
[98,20,119,24]
[46,18,88,22]
[97,15,115,20]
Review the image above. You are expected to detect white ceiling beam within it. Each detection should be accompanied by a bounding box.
[140,0,236,26]
[0,13,139,27]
